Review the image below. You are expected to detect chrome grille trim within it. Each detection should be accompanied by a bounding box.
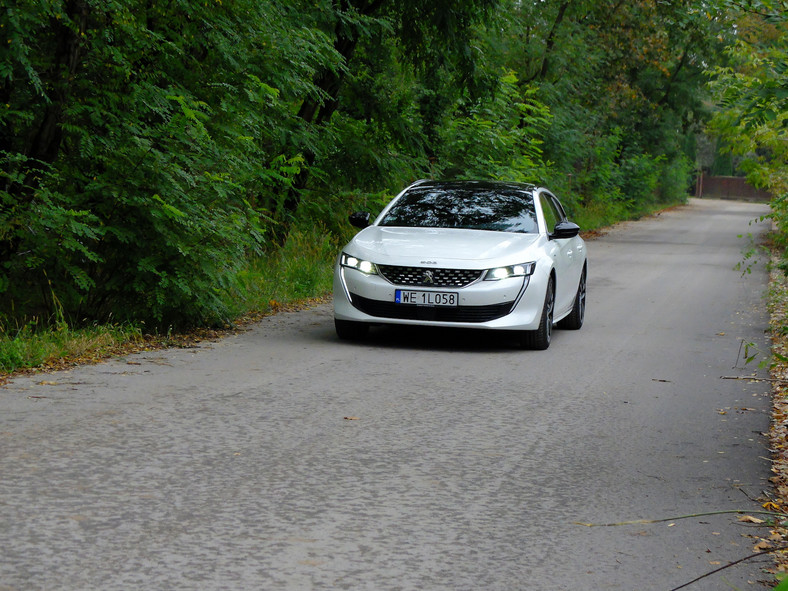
[377,265,483,287]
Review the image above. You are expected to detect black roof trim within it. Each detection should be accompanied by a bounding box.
[406,179,538,193]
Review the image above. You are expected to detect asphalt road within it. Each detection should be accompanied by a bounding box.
[0,198,776,590]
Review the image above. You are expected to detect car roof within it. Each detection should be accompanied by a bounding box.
[407,179,539,193]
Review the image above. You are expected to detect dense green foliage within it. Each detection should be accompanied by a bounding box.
[0,0,744,329]
[707,1,788,262]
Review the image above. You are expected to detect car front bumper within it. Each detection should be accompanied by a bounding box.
[333,263,550,331]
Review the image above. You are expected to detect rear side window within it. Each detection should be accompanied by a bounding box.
[538,192,564,233]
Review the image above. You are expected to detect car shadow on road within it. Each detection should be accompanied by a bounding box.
[325,324,544,353]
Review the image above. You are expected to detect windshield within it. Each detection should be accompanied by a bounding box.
[378,184,538,233]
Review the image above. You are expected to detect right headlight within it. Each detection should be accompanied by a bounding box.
[340,252,378,275]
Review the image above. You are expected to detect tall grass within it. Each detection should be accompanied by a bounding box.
[0,320,144,373]
[228,225,339,318]
[0,226,341,376]
[572,195,687,231]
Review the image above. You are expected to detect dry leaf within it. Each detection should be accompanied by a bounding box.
[343,416,360,421]
[738,515,765,524]
[37,380,57,386]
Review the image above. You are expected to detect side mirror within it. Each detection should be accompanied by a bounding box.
[551,220,580,239]
[349,211,371,229]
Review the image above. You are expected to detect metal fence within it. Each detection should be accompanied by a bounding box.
[694,174,772,202]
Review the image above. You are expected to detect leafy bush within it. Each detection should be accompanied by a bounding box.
[0,0,320,329]
[440,72,552,183]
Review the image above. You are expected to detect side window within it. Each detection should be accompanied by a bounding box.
[549,194,567,221]
[538,193,562,234]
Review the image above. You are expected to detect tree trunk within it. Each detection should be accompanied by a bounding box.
[282,0,385,223]
[525,2,569,83]
[27,0,89,164]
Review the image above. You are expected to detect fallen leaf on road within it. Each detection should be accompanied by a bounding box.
[37,381,57,386]
[343,416,360,421]
[738,515,766,524]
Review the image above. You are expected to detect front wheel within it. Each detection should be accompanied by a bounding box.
[519,278,554,350]
[335,319,369,340]
[558,267,586,330]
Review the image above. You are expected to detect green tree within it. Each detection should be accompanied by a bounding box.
[707,1,788,254]
[284,0,501,217]
[498,0,730,214]
[1,0,324,327]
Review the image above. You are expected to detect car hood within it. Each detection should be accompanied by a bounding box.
[346,226,544,267]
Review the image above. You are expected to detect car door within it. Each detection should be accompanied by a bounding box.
[538,191,583,317]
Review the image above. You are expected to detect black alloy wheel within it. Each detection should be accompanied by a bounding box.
[558,267,586,330]
[520,277,554,350]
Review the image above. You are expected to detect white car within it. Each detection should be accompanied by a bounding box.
[332,180,587,349]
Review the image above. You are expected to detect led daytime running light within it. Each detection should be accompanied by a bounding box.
[484,262,536,281]
[341,253,378,275]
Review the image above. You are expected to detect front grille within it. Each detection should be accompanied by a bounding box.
[350,294,513,323]
[377,265,483,287]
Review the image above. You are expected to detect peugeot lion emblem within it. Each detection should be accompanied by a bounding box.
[422,270,434,284]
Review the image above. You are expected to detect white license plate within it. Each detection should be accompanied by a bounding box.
[395,290,458,306]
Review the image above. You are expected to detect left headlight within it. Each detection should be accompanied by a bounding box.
[484,262,536,281]
[340,252,378,275]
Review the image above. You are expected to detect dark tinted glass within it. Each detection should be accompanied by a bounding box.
[379,185,538,233]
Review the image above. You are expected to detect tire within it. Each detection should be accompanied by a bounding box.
[557,267,586,330]
[520,278,554,350]
[335,318,369,340]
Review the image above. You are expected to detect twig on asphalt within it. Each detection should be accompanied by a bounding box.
[575,510,788,590]
[667,546,785,591]
[573,509,786,527]
[720,375,788,383]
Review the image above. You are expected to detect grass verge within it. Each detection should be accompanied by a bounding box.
[0,225,339,383]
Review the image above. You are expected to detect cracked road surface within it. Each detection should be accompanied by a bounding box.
[0,198,776,590]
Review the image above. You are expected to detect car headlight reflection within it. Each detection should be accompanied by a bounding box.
[484,262,536,281]
[340,253,378,275]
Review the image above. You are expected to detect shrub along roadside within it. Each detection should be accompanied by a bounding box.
[0,196,686,379]
[0,223,340,377]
